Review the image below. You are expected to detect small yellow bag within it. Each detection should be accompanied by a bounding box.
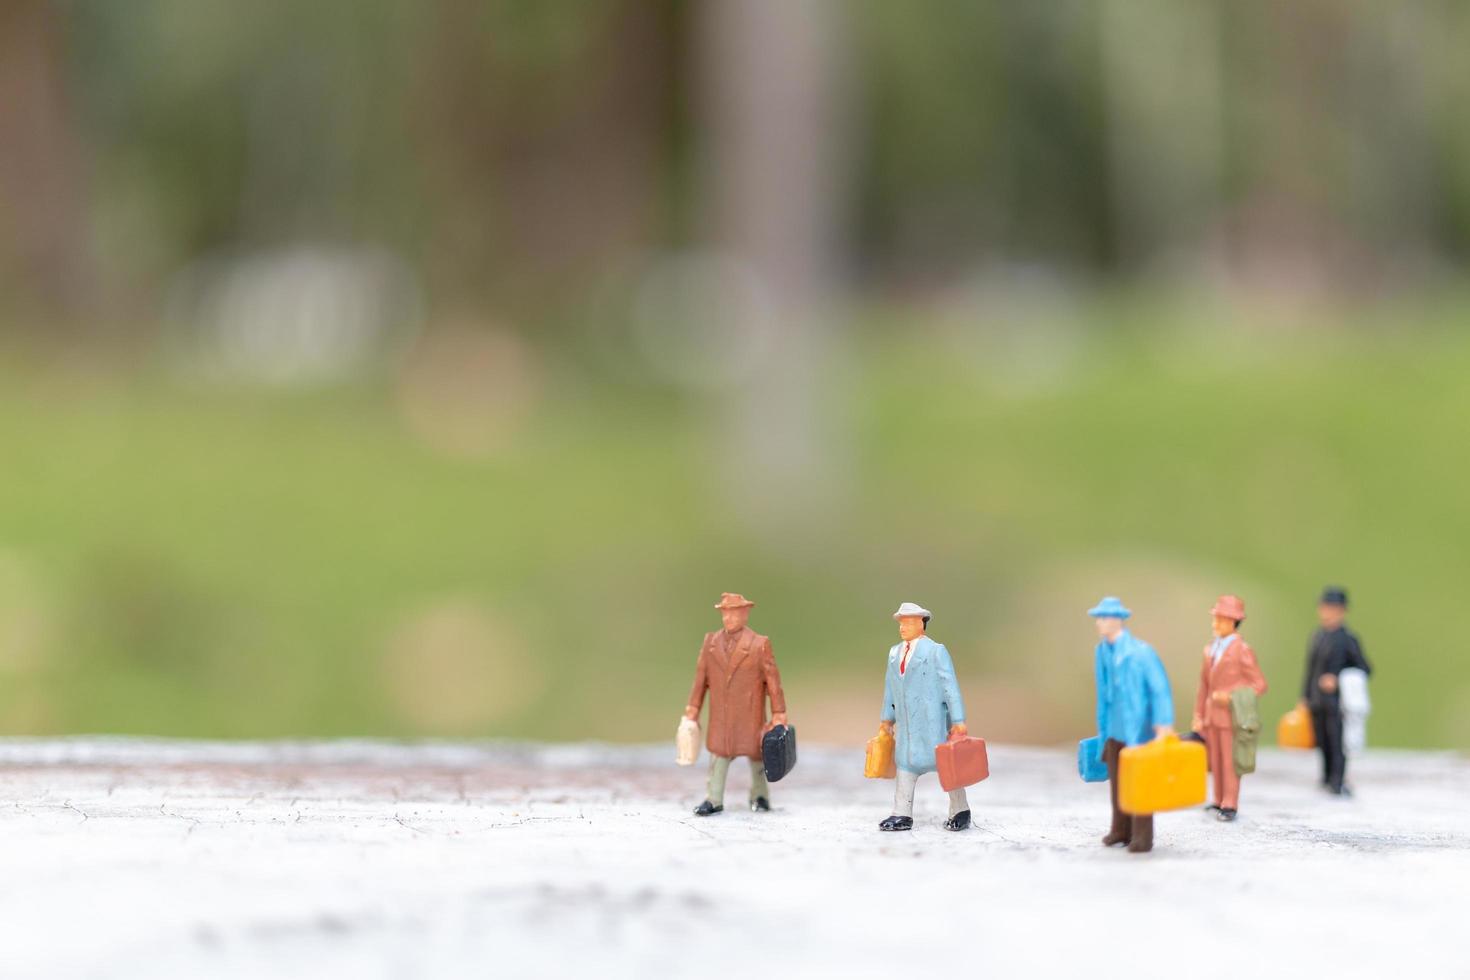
[1118,734,1207,815]
[865,727,896,779]
[1277,704,1316,750]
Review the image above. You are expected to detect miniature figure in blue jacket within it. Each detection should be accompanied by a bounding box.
[1089,596,1174,853]
[878,602,971,832]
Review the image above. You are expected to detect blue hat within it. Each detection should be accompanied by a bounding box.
[1087,596,1131,619]
[1319,586,1348,607]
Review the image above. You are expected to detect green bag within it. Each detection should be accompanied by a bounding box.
[1230,687,1261,776]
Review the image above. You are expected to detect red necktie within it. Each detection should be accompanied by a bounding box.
[900,640,912,675]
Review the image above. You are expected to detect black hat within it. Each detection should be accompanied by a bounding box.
[1319,586,1348,607]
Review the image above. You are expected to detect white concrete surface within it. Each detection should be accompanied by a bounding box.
[0,738,1464,979]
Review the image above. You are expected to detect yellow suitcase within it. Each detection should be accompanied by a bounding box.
[865,727,896,779]
[1277,705,1316,750]
[1118,734,1206,815]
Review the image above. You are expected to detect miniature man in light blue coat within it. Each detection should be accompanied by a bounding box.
[878,602,972,832]
[1088,596,1174,853]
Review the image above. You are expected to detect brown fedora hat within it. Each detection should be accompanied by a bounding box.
[714,592,755,610]
[1211,594,1246,621]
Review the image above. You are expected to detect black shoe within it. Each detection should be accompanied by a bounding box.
[943,810,971,832]
[750,797,770,812]
[1204,804,1221,813]
[878,815,914,832]
[1328,785,1353,798]
[1216,808,1237,822]
[693,800,723,816]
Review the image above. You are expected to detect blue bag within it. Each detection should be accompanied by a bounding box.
[1078,735,1107,783]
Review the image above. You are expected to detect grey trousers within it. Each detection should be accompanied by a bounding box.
[893,768,969,818]
[707,755,769,806]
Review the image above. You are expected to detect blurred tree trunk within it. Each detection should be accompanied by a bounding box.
[0,0,96,320]
[415,0,672,312]
[693,0,852,531]
[1100,0,1225,279]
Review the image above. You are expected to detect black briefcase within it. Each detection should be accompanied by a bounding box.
[761,724,798,782]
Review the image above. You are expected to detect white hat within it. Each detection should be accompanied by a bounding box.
[892,601,931,620]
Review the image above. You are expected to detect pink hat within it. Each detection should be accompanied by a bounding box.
[1211,594,1246,621]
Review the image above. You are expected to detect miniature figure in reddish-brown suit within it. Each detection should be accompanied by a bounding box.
[1191,595,1267,822]
[684,593,788,815]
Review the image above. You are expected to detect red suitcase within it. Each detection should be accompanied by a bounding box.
[935,734,989,792]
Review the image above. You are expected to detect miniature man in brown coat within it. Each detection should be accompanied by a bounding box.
[684,593,789,815]
[1191,594,1268,822]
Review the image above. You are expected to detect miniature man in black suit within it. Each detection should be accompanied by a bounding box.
[1300,587,1372,796]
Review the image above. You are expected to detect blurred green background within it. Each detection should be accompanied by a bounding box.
[1,2,1467,747]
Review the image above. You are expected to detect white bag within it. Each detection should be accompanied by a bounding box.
[675,717,701,766]
[1339,667,1370,755]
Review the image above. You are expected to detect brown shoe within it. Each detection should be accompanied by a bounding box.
[1101,832,1130,847]
[1127,816,1154,853]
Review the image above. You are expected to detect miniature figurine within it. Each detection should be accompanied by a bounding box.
[1190,595,1267,822]
[1300,587,1372,796]
[1088,596,1175,853]
[877,602,972,832]
[683,593,789,815]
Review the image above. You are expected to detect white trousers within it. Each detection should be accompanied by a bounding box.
[893,769,969,818]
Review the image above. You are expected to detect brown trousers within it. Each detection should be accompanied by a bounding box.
[1203,726,1240,810]
[1104,738,1153,850]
